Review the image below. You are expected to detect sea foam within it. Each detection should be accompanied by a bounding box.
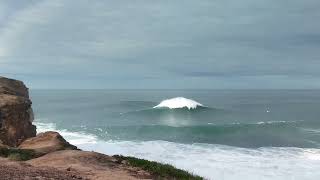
[35,120,320,180]
[35,122,97,145]
[153,97,203,109]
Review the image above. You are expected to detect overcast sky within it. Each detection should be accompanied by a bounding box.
[0,0,320,89]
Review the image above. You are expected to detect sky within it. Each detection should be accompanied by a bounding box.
[0,0,320,89]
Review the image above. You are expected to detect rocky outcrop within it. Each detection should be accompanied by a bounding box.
[0,77,30,98]
[19,131,77,156]
[0,76,36,147]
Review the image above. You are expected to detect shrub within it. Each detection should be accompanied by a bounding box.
[0,148,36,161]
[114,155,203,180]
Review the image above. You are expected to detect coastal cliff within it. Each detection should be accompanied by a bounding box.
[0,76,202,180]
[0,77,36,147]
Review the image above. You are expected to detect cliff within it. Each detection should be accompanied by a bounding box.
[0,76,36,147]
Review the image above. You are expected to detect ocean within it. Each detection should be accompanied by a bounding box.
[30,90,320,180]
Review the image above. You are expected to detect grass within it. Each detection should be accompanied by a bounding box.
[114,155,203,180]
[0,147,36,161]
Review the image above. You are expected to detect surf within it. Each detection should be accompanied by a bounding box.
[35,121,320,180]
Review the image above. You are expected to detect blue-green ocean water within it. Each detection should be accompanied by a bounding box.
[31,90,320,180]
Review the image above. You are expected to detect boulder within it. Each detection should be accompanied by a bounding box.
[0,76,36,147]
[19,131,77,156]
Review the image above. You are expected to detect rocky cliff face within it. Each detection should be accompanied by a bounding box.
[0,76,36,147]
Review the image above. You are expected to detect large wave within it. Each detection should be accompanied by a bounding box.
[120,97,217,126]
[153,97,204,109]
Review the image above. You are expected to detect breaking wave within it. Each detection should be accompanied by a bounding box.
[153,97,204,109]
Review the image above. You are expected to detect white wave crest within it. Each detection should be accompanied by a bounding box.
[153,97,203,109]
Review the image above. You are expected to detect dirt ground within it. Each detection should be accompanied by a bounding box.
[0,150,152,180]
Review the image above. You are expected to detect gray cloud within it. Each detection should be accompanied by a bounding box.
[0,0,320,88]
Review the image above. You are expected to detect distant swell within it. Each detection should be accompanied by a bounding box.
[82,121,319,148]
[153,97,204,109]
[36,120,320,148]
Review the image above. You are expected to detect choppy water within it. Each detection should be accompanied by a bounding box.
[31,90,320,180]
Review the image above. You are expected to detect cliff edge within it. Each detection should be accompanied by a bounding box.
[0,76,36,147]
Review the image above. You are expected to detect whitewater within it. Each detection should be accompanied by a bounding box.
[36,122,320,180]
[31,90,320,180]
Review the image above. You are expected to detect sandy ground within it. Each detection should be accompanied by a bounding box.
[0,157,83,180]
[0,150,153,180]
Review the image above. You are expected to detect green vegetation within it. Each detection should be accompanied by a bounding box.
[0,148,36,161]
[114,155,203,180]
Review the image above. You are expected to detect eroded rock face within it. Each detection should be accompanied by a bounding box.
[0,76,36,147]
[19,131,77,156]
[0,77,29,98]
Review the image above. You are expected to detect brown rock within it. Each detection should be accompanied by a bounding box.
[0,76,36,147]
[0,77,29,98]
[19,131,78,156]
